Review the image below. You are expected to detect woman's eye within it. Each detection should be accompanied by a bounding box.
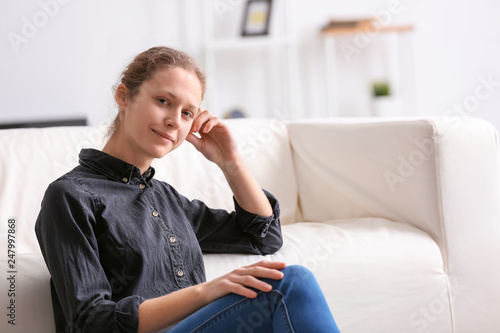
[182,111,193,118]
[158,98,169,105]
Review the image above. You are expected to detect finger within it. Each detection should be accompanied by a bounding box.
[200,116,221,133]
[246,260,287,270]
[185,133,202,151]
[190,109,204,133]
[197,114,220,134]
[228,283,259,299]
[230,274,273,294]
[192,109,212,133]
[236,266,284,281]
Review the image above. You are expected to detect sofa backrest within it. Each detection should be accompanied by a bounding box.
[288,119,443,235]
[0,118,298,254]
[288,119,436,223]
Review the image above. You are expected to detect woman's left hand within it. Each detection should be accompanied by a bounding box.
[185,109,238,167]
[187,109,273,217]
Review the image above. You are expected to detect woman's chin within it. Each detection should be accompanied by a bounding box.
[149,145,177,159]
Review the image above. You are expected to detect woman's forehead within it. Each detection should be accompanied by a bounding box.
[142,67,202,104]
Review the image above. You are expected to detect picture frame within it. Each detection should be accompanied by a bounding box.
[241,0,273,37]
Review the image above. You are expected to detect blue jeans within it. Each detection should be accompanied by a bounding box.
[166,265,340,333]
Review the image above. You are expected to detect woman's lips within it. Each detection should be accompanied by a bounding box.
[152,129,175,142]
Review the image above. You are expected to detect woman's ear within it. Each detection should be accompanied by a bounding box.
[115,84,129,109]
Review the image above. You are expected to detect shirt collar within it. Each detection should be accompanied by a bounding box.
[79,148,156,183]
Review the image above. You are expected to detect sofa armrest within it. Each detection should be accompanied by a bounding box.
[288,117,500,332]
[430,117,500,332]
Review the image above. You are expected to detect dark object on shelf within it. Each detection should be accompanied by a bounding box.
[223,109,246,119]
[241,0,273,36]
[0,118,87,130]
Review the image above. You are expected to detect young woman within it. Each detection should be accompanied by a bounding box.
[35,46,340,333]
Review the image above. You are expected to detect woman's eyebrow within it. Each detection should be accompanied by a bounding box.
[159,90,197,110]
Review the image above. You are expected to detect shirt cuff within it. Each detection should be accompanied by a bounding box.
[234,189,280,237]
[114,296,146,333]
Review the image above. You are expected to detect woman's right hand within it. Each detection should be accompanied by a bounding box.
[201,261,287,302]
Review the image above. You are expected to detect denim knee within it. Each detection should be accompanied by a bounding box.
[281,265,315,283]
[281,265,314,279]
[270,265,316,294]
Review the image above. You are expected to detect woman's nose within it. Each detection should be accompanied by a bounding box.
[165,109,181,128]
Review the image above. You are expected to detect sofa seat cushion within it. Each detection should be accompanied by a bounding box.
[204,218,453,333]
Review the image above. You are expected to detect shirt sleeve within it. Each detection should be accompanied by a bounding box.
[35,179,145,333]
[168,186,283,255]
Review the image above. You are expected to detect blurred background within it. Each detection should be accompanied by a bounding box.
[1,0,499,131]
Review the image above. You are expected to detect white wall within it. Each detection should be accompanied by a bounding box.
[0,0,201,126]
[1,0,499,131]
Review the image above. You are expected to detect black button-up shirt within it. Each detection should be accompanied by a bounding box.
[35,148,282,333]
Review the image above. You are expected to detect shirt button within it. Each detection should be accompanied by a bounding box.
[152,211,159,217]
[121,177,128,183]
[177,270,184,277]
[139,184,146,190]
[169,236,176,243]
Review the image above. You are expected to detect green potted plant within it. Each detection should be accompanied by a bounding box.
[371,80,396,117]
[372,80,391,97]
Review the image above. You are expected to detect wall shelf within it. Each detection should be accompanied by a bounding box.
[322,23,416,117]
[201,0,299,118]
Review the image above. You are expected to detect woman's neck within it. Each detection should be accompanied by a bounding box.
[102,133,152,175]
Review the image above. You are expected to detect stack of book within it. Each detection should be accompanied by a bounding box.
[321,17,374,33]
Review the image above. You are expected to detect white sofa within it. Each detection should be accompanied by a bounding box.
[1,117,499,333]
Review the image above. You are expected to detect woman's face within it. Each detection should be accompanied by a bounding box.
[117,67,203,163]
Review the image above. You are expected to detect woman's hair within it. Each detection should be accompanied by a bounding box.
[109,46,206,136]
